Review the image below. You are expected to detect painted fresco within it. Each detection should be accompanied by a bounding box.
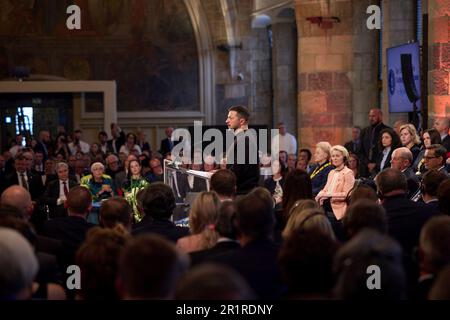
[0,0,199,112]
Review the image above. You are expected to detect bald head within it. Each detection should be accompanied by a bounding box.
[0,186,33,219]
[434,117,450,135]
[369,109,383,126]
[390,147,412,171]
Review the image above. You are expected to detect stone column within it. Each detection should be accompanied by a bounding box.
[296,0,354,150]
[428,0,450,122]
[271,20,298,135]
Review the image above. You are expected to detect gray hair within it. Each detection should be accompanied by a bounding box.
[0,228,38,299]
[55,162,69,171]
[91,162,105,172]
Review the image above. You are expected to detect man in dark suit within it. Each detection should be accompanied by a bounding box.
[2,153,44,201]
[423,144,449,176]
[159,127,175,157]
[43,162,78,219]
[214,188,284,299]
[107,123,126,154]
[344,126,363,156]
[360,109,390,177]
[390,147,420,199]
[225,106,260,195]
[375,168,437,256]
[420,169,448,214]
[132,182,189,242]
[33,130,52,160]
[433,117,450,152]
[41,186,95,267]
[190,200,240,266]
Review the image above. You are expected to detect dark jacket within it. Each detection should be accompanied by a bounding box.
[382,195,437,256]
[189,240,241,266]
[2,170,44,200]
[360,122,391,176]
[42,179,79,218]
[132,216,190,243]
[227,130,260,195]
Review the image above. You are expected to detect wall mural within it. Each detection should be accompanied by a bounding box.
[0,0,200,112]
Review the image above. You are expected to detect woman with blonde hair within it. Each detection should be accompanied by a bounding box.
[282,207,335,240]
[176,191,221,253]
[399,123,421,163]
[316,145,355,221]
[311,141,333,197]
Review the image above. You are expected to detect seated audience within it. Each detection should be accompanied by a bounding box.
[121,159,149,222]
[177,192,221,253]
[342,199,387,237]
[420,170,448,214]
[333,229,406,299]
[189,200,240,266]
[132,183,189,242]
[80,162,115,202]
[311,142,333,197]
[99,197,133,231]
[282,169,313,225]
[423,144,448,176]
[210,169,236,201]
[316,145,355,221]
[43,162,78,219]
[390,147,420,199]
[345,184,378,206]
[279,229,339,299]
[414,216,450,299]
[117,234,188,299]
[283,207,335,241]
[437,179,450,215]
[263,159,285,205]
[399,124,421,163]
[76,227,129,300]
[215,188,284,299]
[414,128,442,174]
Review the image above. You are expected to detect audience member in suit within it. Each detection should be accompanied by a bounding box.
[214,188,285,299]
[117,234,188,299]
[225,106,260,195]
[2,153,44,201]
[344,126,363,155]
[279,229,339,299]
[310,142,333,197]
[99,197,133,232]
[334,229,407,299]
[107,123,126,154]
[189,200,240,266]
[360,109,390,177]
[419,170,448,214]
[370,128,401,176]
[210,169,237,202]
[132,182,189,242]
[145,158,164,183]
[137,130,151,153]
[423,144,449,177]
[390,147,420,199]
[0,188,63,258]
[342,199,387,238]
[43,162,79,219]
[433,117,450,152]
[414,216,450,300]
[437,179,450,216]
[375,168,437,257]
[41,186,95,268]
[298,149,315,174]
[159,127,175,157]
[33,130,52,160]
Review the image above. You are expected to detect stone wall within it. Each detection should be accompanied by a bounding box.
[428,0,450,122]
[296,0,355,150]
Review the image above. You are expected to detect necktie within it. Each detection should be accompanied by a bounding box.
[21,173,28,190]
[63,181,69,197]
